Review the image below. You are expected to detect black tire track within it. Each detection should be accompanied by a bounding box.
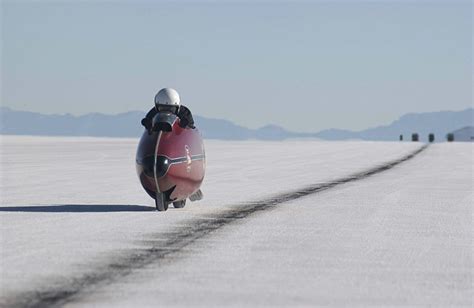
[3,145,428,308]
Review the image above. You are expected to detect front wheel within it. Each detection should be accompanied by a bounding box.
[173,200,186,208]
[155,192,169,211]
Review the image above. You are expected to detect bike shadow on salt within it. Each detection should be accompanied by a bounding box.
[0,204,156,212]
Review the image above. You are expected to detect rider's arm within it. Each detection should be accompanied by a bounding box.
[177,105,195,129]
[141,107,157,129]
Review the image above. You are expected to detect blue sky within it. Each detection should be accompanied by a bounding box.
[2,0,472,132]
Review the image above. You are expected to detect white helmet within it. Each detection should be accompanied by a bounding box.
[154,88,180,108]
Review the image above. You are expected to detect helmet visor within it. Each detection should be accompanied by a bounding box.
[156,105,179,115]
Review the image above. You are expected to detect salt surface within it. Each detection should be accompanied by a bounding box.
[1,136,470,306]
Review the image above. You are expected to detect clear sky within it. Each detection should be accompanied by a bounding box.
[1,0,472,132]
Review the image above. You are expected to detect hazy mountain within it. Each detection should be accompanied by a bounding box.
[311,108,473,142]
[314,128,358,141]
[451,126,474,142]
[352,109,473,142]
[0,107,143,138]
[0,107,472,141]
[0,107,305,140]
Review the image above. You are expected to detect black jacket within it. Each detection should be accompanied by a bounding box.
[141,105,195,130]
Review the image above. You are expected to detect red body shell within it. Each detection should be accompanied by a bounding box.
[136,120,206,202]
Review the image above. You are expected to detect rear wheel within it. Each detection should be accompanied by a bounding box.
[173,200,186,208]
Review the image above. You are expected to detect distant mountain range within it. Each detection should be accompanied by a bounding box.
[316,108,473,142]
[0,107,306,140]
[451,126,474,142]
[0,107,472,141]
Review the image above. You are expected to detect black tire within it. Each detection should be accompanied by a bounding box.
[173,199,186,208]
[155,193,168,211]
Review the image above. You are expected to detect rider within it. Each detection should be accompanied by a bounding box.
[141,88,195,131]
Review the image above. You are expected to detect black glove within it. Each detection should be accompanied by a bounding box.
[178,118,196,129]
[177,106,195,129]
[141,118,152,130]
